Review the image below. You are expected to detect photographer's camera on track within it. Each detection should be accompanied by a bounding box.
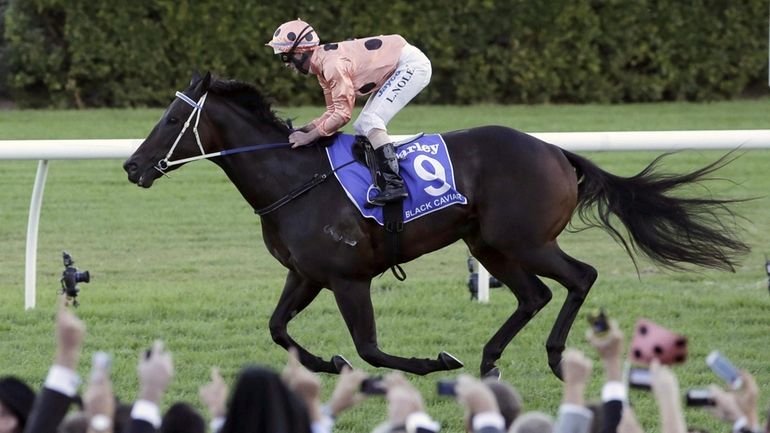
[60,251,90,307]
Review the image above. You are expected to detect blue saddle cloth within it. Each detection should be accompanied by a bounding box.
[325,134,467,225]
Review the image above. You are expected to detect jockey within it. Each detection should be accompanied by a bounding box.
[266,19,432,206]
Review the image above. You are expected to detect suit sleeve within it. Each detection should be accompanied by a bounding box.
[23,366,80,433]
[22,388,72,433]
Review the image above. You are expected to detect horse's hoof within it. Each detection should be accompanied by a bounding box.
[550,359,564,381]
[331,355,353,373]
[482,367,501,381]
[438,351,463,370]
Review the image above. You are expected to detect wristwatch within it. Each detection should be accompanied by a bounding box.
[90,414,112,432]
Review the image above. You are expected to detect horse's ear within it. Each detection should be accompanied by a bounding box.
[200,71,212,91]
[190,70,201,86]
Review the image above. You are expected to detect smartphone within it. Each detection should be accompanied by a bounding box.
[685,389,715,407]
[91,351,112,380]
[706,350,742,390]
[360,376,386,395]
[436,379,457,396]
[628,367,651,390]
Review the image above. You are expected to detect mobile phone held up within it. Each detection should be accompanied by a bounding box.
[628,367,652,390]
[436,379,457,397]
[706,350,742,390]
[685,389,715,407]
[360,376,386,395]
[91,351,112,380]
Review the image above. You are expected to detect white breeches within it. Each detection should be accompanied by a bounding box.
[353,44,432,143]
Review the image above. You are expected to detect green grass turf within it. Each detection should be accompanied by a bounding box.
[1,99,769,432]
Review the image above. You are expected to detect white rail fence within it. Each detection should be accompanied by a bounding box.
[2,130,770,309]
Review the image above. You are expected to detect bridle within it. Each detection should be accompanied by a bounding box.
[151,89,356,216]
[155,91,210,173]
[154,91,291,174]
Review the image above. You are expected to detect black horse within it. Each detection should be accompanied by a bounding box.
[124,72,748,378]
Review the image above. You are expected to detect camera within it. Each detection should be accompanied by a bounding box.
[60,251,90,307]
[436,379,457,396]
[466,257,503,300]
[685,389,715,407]
[360,376,386,395]
[587,308,609,335]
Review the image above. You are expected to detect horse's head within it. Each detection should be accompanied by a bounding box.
[124,71,215,188]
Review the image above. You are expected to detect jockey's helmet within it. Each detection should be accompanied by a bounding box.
[266,19,319,58]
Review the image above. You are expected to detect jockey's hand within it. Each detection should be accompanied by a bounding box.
[289,129,321,148]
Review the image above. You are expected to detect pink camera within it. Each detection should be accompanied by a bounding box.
[629,318,688,365]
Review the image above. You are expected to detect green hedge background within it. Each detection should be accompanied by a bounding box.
[1,0,767,108]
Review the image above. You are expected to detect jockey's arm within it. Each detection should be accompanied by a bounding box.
[309,62,355,136]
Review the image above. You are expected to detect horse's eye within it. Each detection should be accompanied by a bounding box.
[167,116,179,125]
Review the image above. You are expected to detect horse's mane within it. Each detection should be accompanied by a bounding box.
[208,79,291,134]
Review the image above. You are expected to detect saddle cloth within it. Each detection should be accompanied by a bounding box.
[325,133,467,225]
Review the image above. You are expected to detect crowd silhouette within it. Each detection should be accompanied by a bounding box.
[0,297,764,433]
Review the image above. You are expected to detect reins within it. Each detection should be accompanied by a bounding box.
[161,89,359,216]
[254,158,357,216]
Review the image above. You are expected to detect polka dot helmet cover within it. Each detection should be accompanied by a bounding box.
[266,19,319,54]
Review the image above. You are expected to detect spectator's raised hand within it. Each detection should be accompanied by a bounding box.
[649,359,686,433]
[586,319,624,381]
[84,358,115,433]
[706,384,743,423]
[137,340,174,404]
[562,349,593,405]
[199,367,228,419]
[735,371,760,428]
[384,372,424,427]
[327,367,368,418]
[55,295,86,369]
[282,347,322,421]
[455,374,500,415]
[617,406,644,433]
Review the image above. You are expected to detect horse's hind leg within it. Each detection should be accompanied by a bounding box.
[518,244,598,379]
[472,247,554,378]
[269,270,346,374]
[330,278,463,375]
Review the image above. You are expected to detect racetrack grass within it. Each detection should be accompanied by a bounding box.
[1,100,769,432]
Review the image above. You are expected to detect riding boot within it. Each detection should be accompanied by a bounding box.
[369,143,407,206]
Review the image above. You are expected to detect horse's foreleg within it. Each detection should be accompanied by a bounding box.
[474,248,554,378]
[269,271,346,373]
[330,278,463,375]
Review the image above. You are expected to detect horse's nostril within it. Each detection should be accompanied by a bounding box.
[124,161,138,174]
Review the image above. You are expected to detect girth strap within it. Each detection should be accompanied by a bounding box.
[255,173,330,216]
[383,200,407,281]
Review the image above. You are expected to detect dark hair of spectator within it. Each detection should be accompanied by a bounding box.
[220,366,312,433]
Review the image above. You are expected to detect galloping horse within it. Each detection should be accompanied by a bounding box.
[124,72,748,378]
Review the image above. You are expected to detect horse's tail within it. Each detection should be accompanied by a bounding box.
[560,149,750,272]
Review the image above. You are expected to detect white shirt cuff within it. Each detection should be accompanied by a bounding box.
[472,411,505,431]
[601,381,628,403]
[45,365,81,397]
[406,412,441,433]
[559,403,594,419]
[312,415,335,433]
[732,416,748,433]
[131,399,162,429]
[210,416,225,433]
